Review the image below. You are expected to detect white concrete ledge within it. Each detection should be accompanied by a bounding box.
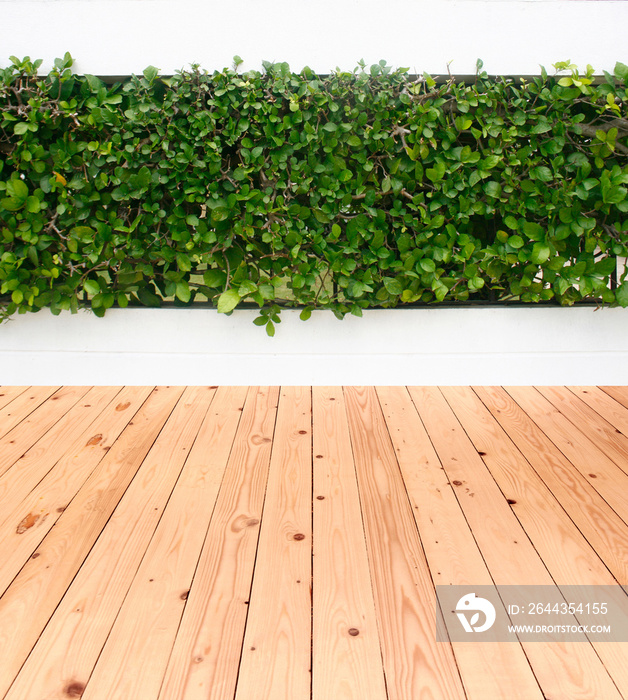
[1,307,627,384]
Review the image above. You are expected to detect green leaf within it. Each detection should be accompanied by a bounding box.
[175,281,191,303]
[176,253,192,272]
[217,288,241,313]
[426,162,446,183]
[1,197,24,211]
[6,179,28,200]
[508,235,524,249]
[614,62,628,82]
[530,166,552,182]
[530,243,551,265]
[383,277,403,295]
[83,280,101,296]
[143,65,159,82]
[25,195,40,213]
[137,287,162,308]
[203,269,226,287]
[483,181,502,198]
[616,283,628,307]
[13,122,28,135]
[504,216,518,230]
[523,222,544,241]
[238,280,257,297]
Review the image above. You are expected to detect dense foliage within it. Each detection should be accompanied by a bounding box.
[1,54,628,334]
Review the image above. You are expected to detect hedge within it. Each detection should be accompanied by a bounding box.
[1,54,628,335]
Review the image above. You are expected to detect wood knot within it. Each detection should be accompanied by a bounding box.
[316,496,325,500]
[180,590,189,600]
[298,430,307,435]
[315,454,323,459]
[193,656,204,664]
[348,628,360,636]
[452,480,463,486]
[507,499,517,505]
[64,681,86,697]
[16,512,39,534]
[293,533,306,541]
[86,434,103,446]
[477,451,487,456]
[115,401,130,411]
[588,473,597,478]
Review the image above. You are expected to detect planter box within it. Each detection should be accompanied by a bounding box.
[1,306,627,384]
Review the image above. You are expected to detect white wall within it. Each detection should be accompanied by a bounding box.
[2,1,627,77]
[1,307,627,385]
[2,1,628,385]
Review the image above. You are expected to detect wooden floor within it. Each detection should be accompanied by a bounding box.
[0,386,627,700]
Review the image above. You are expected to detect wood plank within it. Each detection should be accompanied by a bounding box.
[377,385,543,700]
[156,386,277,700]
[0,386,29,413]
[472,386,628,585]
[311,386,387,700]
[344,386,465,700]
[503,386,628,526]
[0,386,60,440]
[0,386,89,478]
[443,386,628,696]
[235,387,312,700]
[537,385,628,477]
[410,386,623,700]
[0,386,183,699]
[600,386,628,409]
[4,386,214,700]
[0,386,152,598]
[0,386,124,533]
[569,386,628,437]
[83,386,250,700]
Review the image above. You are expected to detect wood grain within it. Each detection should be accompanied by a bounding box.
[312,386,387,700]
[377,385,543,700]
[0,386,627,700]
[83,386,248,700]
[600,386,628,409]
[446,386,628,697]
[344,386,465,700]
[0,386,88,478]
[158,387,278,700]
[0,386,59,441]
[569,386,628,437]
[4,386,211,700]
[0,386,183,699]
[235,387,312,700]
[411,386,622,700]
[0,386,151,598]
[538,385,628,476]
[474,385,628,584]
[0,386,28,414]
[504,386,628,526]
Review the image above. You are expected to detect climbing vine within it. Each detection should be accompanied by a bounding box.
[1,54,627,334]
